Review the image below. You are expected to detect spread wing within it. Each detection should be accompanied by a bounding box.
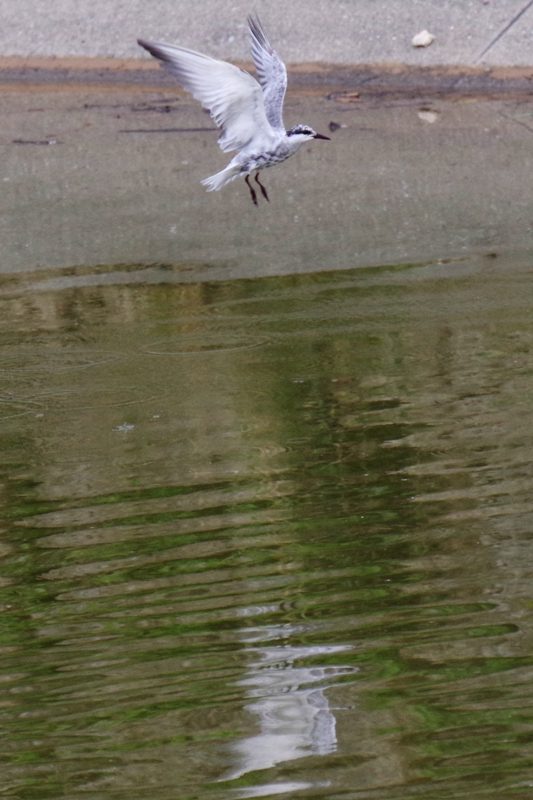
[248,15,287,133]
[138,39,273,152]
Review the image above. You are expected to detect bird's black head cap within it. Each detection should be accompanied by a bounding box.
[287,124,330,140]
[286,124,316,137]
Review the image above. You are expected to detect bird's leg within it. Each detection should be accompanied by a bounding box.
[245,174,258,206]
[254,171,269,201]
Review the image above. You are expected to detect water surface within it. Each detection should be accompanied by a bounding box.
[1,252,533,800]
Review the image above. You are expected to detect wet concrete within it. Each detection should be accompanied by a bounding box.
[2,84,533,283]
[3,60,533,97]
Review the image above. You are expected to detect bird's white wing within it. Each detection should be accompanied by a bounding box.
[248,15,287,133]
[138,39,273,152]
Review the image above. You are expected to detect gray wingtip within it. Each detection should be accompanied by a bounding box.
[137,38,170,66]
[137,38,158,58]
[248,14,269,46]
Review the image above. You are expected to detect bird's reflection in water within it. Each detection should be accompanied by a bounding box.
[221,606,357,795]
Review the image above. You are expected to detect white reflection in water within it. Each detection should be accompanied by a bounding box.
[234,781,316,798]
[222,615,357,789]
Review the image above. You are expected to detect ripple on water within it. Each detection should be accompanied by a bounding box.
[0,347,125,373]
[0,397,41,418]
[141,333,271,354]
[1,256,533,800]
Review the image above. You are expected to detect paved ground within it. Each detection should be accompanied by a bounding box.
[2,88,533,277]
[3,0,533,66]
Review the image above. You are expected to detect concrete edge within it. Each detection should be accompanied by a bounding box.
[1,58,533,98]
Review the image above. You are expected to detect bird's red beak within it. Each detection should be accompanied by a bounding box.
[313,133,330,140]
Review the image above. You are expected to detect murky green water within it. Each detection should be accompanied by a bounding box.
[1,252,533,799]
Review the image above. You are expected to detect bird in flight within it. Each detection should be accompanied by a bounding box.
[138,16,330,205]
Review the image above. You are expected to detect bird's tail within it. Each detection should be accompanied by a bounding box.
[201,163,242,192]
